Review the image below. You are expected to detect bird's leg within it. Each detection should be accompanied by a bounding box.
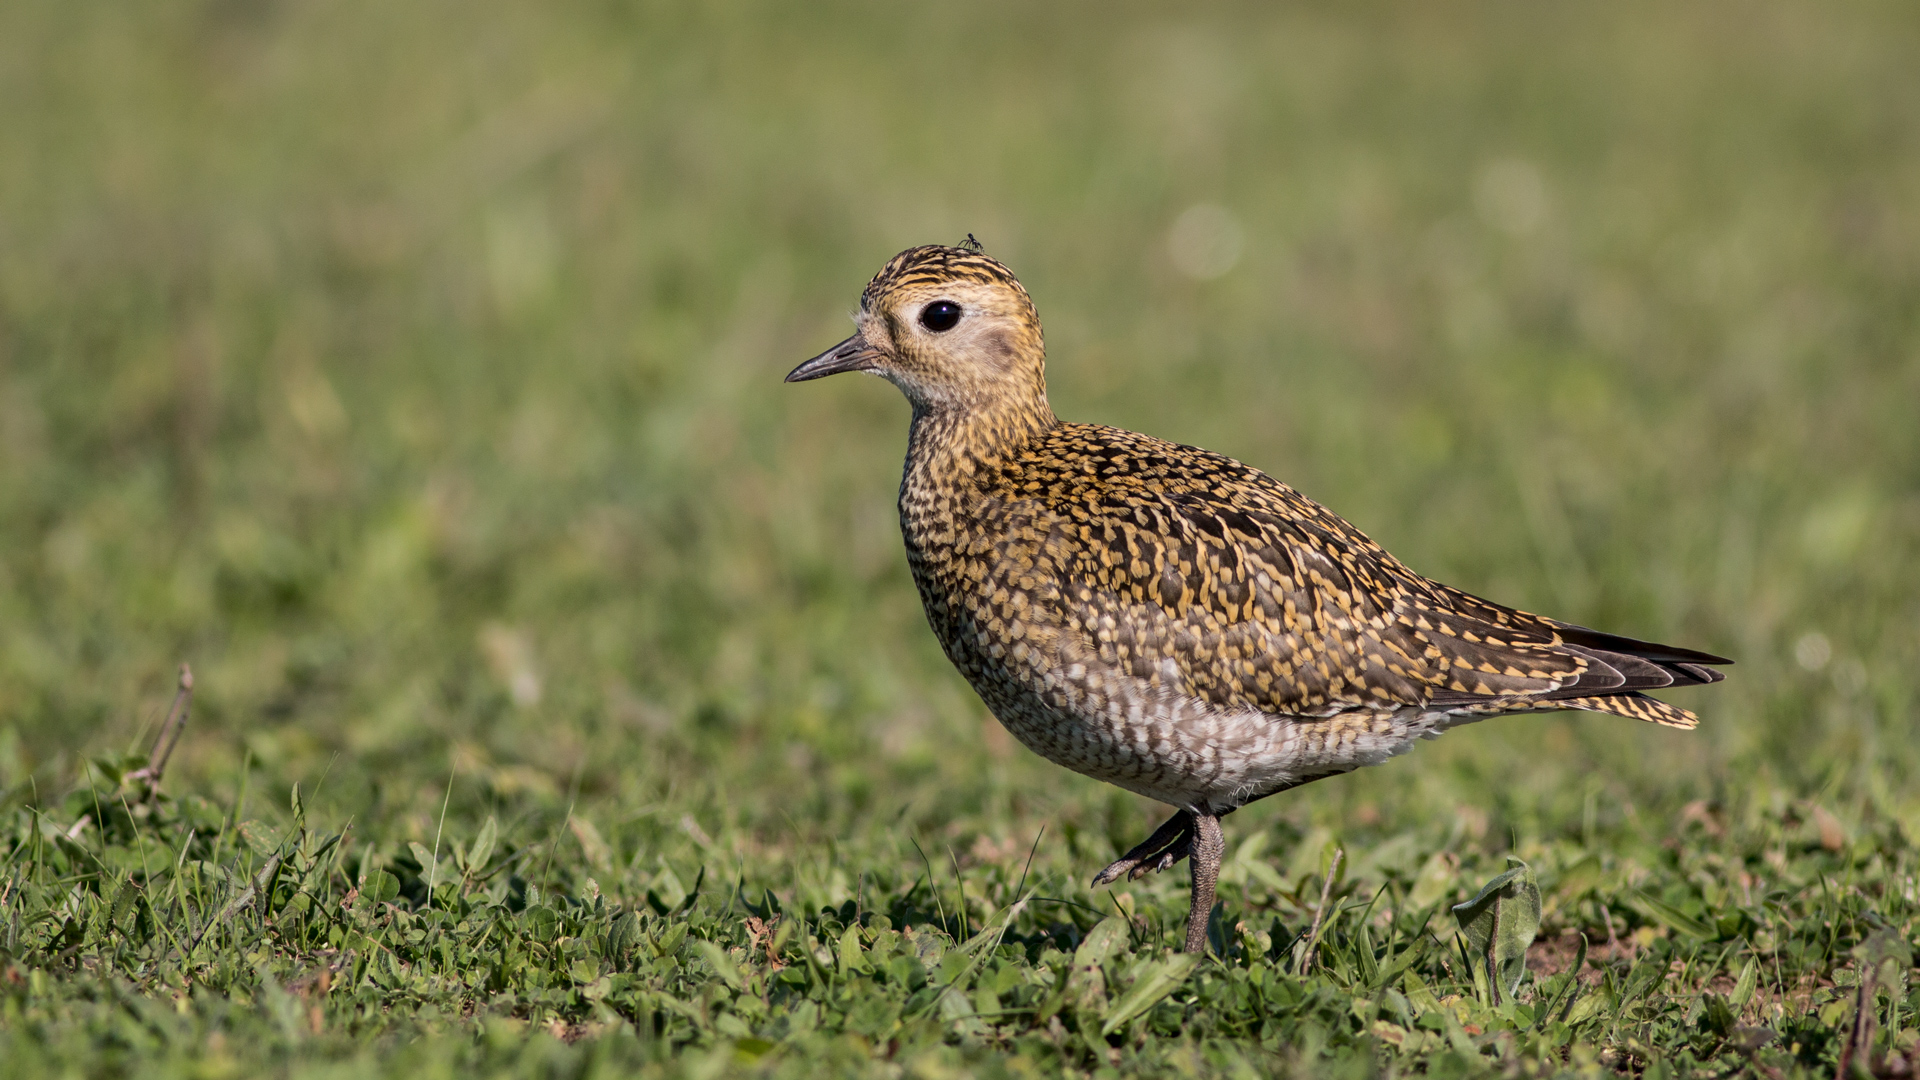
[1182,813,1225,955]
[1090,810,1193,887]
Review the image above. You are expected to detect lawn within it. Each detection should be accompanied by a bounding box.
[2,0,1918,1076]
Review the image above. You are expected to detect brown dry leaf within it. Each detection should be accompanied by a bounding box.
[1811,805,1846,851]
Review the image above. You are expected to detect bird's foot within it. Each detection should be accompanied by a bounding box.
[1090,811,1194,886]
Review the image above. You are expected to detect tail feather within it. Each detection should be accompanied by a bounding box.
[1674,663,1727,684]
[1546,622,1732,668]
[1561,692,1699,730]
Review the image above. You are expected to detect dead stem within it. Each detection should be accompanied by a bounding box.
[1299,848,1344,976]
[128,664,194,798]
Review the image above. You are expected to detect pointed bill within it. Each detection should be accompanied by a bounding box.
[786,333,886,382]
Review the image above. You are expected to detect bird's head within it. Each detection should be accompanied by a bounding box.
[787,244,1050,418]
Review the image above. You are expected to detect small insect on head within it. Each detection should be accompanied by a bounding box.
[787,243,1048,414]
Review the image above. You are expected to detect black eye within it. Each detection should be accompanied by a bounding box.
[919,300,962,332]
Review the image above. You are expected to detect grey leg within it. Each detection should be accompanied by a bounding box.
[1090,810,1193,887]
[1183,813,1224,955]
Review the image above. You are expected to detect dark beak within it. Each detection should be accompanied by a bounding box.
[786,333,886,383]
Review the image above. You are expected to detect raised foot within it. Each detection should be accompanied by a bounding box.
[1089,809,1226,954]
[1090,811,1194,887]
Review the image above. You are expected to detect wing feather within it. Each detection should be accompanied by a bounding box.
[1002,424,1728,721]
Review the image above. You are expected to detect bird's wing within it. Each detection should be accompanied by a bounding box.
[1001,425,1724,719]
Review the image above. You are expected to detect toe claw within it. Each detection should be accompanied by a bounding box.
[1091,811,1198,889]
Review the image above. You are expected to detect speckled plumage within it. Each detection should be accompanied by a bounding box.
[790,243,1730,952]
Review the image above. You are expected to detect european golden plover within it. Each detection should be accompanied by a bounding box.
[788,243,1730,954]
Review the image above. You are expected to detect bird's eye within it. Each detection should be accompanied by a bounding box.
[919,300,962,332]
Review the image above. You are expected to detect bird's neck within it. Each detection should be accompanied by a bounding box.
[902,393,1058,499]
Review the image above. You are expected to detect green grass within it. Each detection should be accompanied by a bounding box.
[2,0,1919,1075]
[8,756,1920,1078]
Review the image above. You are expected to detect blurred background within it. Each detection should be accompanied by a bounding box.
[1,0,1915,852]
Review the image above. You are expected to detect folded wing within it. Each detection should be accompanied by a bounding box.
[1015,428,1729,727]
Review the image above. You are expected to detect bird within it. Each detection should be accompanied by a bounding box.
[787,242,1730,955]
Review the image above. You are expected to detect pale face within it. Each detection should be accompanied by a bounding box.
[862,280,1044,410]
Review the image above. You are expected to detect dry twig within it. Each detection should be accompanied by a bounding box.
[1839,969,1878,1080]
[1299,848,1344,975]
[127,664,194,797]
